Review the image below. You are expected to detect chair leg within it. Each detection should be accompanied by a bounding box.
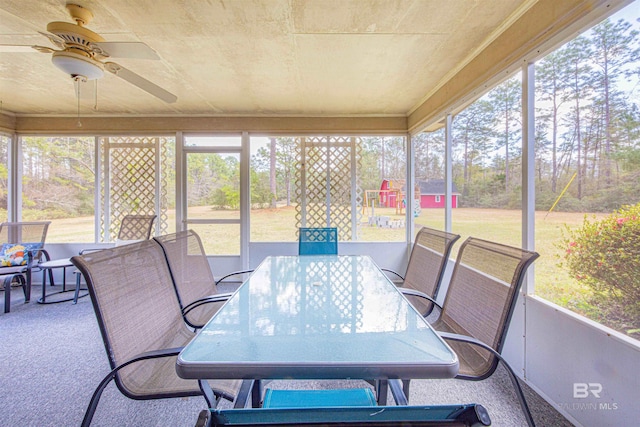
[252,379,263,408]
[198,380,220,409]
[402,378,411,397]
[24,269,32,302]
[18,275,27,300]
[195,409,212,427]
[234,380,255,408]
[375,380,388,405]
[3,276,11,313]
[81,370,117,427]
[440,332,536,427]
[388,379,408,405]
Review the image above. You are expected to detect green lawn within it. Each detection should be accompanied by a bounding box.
[43,206,621,333]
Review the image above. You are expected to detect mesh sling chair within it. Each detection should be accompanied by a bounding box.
[79,214,157,254]
[298,227,338,255]
[73,214,158,303]
[392,237,539,427]
[0,221,51,313]
[195,404,491,427]
[71,239,242,427]
[382,226,460,317]
[154,230,251,329]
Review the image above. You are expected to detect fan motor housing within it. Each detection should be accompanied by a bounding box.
[47,21,105,49]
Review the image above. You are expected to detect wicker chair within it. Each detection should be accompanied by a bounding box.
[71,239,242,427]
[0,221,51,313]
[382,226,460,317]
[394,237,539,427]
[298,227,338,255]
[154,230,250,329]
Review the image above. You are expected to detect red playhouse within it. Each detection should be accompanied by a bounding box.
[378,179,459,209]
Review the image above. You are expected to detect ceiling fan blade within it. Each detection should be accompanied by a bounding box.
[91,42,160,60]
[104,62,177,104]
[0,44,36,53]
[32,45,55,54]
[38,31,65,50]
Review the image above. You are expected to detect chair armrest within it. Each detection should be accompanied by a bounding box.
[215,269,254,285]
[381,268,405,282]
[183,294,232,314]
[79,248,104,255]
[399,289,442,309]
[183,294,233,329]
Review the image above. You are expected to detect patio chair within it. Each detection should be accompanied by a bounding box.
[394,237,539,427]
[154,230,251,329]
[79,214,157,254]
[71,239,242,427]
[0,221,51,313]
[298,227,338,255]
[382,226,460,317]
[195,403,491,426]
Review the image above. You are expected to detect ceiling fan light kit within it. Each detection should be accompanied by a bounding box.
[51,50,104,80]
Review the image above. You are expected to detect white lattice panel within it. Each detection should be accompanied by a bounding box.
[295,136,362,241]
[99,136,170,241]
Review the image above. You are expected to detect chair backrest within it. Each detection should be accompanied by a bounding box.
[70,239,201,399]
[0,221,50,244]
[403,227,460,315]
[298,227,338,255]
[115,214,157,244]
[208,404,490,426]
[154,230,221,328]
[433,237,539,379]
[0,221,51,264]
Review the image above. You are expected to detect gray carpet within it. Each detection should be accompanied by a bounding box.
[1,283,575,427]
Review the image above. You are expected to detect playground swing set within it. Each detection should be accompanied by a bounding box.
[362,189,421,229]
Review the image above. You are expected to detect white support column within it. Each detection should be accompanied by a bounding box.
[325,136,331,227]
[154,137,161,236]
[94,136,101,242]
[175,132,185,232]
[444,114,453,232]
[406,133,415,246]
[300,138,307,228]
[103,138,111,242]
[350,137,358,241]
[8,133,20,222]
[522,62,536,292]
[241,131,251,269]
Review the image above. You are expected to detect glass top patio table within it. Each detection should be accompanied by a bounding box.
[176,255,458,381]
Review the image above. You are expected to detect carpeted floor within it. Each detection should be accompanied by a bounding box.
[1,283,575,426]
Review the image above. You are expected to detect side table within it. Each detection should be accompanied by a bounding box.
[37,258,88,304]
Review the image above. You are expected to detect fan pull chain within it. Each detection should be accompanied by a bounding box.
[75,76,83,128]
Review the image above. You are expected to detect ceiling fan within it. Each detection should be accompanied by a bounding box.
[4,3,177,104]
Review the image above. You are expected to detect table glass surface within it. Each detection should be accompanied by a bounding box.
[177,255,458,380]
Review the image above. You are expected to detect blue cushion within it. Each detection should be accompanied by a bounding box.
[0,242,42,267]
[263,388,377,408]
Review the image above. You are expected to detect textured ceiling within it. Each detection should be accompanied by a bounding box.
[0,0,534,117]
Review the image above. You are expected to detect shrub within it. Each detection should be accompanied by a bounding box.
[560,203,640,322]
